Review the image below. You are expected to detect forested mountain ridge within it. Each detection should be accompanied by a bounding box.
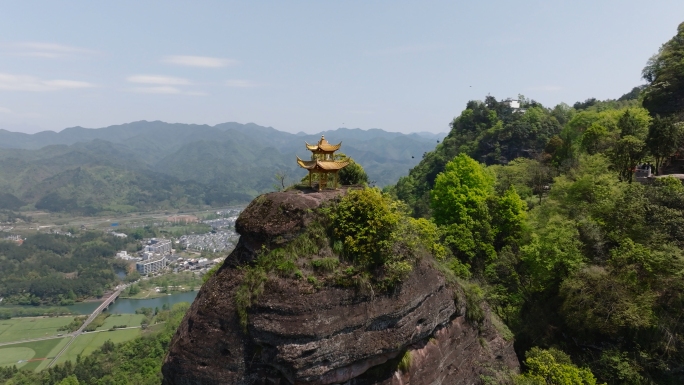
[384,22,684,385]
[0,123,442,214]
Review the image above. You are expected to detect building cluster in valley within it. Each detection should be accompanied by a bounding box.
[114,238,174,275]
[178,211,240,252]
[112,209,241,276]
[178,231,239,253]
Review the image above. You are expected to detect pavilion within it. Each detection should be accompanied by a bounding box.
[297,135,349,190]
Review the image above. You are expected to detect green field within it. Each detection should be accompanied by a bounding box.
[0,338,68,371]
[55,328,140,365]
[96,314,144,331]
[0,317,73,343]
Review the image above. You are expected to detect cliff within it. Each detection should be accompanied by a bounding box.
[162,189,519,385]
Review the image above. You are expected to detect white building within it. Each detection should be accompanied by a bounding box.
[144,238,172,254]
[136,255,168,274]
[116,250,131,260]
[505,98,521,109]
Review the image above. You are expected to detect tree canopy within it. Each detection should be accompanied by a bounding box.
[642,22,684,117]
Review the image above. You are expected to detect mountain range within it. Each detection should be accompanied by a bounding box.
[0,121,445,214]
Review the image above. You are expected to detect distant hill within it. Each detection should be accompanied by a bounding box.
[0,122,444,214]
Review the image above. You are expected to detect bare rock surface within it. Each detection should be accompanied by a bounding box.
[162,190,519,385]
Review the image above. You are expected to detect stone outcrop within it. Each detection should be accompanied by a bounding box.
[162,189,519,385]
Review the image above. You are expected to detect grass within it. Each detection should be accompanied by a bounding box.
[490,313,514,341]
[96,314,145,331]
[55,328,141,365]
[0,317,73,343]
[122,286,195,299]
[121,271,203,299]
[0,347,34,368]
[0,338,68,371]
[398,350,412,373]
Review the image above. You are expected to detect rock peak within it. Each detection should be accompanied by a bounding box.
[162,191,518,384]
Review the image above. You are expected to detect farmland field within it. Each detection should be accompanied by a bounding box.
[0,317,73,343]
[55,328,140,365]
[96,314,145,331]
[0,338,68,371]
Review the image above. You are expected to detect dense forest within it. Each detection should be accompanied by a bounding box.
[0,232,139,306]
[385,22,684,384]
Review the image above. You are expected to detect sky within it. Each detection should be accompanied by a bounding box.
[0,1,682,135]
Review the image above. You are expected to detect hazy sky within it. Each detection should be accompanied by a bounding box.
[0,1,682,134]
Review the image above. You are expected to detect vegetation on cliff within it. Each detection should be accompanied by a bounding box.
[384,23,684,385]
[234,188,442,328]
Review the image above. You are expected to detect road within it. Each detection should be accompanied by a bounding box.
[47,285,127,368]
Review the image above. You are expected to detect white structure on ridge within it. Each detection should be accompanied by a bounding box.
[504,98,520,109]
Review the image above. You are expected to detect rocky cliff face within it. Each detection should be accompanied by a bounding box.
[162,189,519,385]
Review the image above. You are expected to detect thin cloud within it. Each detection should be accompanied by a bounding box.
[44,80,94,88]
[127,75,192,86]
[131,86,182,94]
[225,79,259,88]
[0,107,11,114]
[4,42,97,58]
[128,87,206,96]
[163,55,237,68]
[0,73,95,91]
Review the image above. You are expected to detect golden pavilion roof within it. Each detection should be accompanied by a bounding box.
[297,156,350,171]
[305,135,342,152]
[297,157,349,171]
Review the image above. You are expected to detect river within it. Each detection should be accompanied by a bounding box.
[106,291,198,314]
[2,291,198,315]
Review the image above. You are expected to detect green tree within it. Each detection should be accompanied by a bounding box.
[580,123,611,155]
[329,188,401,268]
[272,170,289,191]
[57,375,80,385]
[646,115,681,174]
[617,109,649,139]
[491,186,527,248]
[610,136,646,183]
[430,154,494,226]
[516,347,600,385]
[338,159,369,185]
[521,215,583,292]
[642,22,684,117]
[560,265,656,336]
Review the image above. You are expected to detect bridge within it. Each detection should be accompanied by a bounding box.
[47,285,127,368]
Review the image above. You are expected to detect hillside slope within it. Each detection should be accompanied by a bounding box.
[0,122,443,214]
